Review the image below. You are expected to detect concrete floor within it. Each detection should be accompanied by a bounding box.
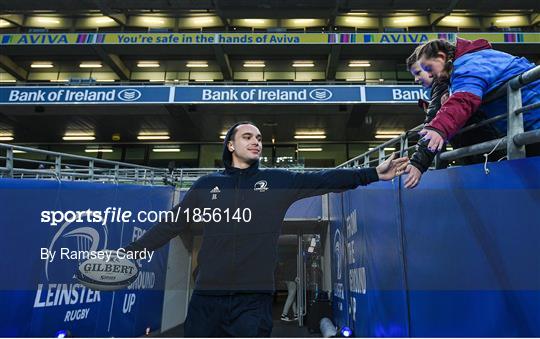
[157,294,321,337]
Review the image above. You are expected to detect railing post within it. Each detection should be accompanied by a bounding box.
[400,135,409,157]
[89,160,94,181]
[114,164,119,182]
[6,148,14,178]
[434,153,441,169]
[507,83,526,159]
[363,155,369,168]
[179,168,184,188]
[378,148,385,165]
[55,155,61,178]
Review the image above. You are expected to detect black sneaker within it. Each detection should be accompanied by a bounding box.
[280,315,294,322]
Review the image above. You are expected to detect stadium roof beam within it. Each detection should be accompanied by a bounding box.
[163,104,201,141]
[0,14,24,27]
[326,45,341,81]
[212,0,229,28]
[430,0,461,26]
[213,45,233,81]
[327,0,347,28]
[107,14,127,26]
[92,46,130,80]
[93,0,126,26]
[0,55,28,81]
[532,13,539,25]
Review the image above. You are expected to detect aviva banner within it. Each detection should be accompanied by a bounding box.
[1,32,539,45]
[0,85,428,104]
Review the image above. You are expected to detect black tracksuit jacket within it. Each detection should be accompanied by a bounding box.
[125,123,379,293]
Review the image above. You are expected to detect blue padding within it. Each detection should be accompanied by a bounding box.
[401,158,540,336]
[0,179,175,337]
[330,157,540,337]
[285,196,322,219]
[329,192,350,330]
[407,291,540,336]
[344,181,409,337]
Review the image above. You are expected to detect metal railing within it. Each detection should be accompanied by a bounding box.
[0,143,170,185]
[168,166,327,188]
[338,124,424,168]
[0,144,327,186]
[337,65,540,169]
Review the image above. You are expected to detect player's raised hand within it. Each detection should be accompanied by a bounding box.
[376,153,409,181]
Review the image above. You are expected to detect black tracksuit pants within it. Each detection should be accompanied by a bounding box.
[184,293,273,337]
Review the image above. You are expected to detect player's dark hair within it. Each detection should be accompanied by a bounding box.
[229,121,258,142]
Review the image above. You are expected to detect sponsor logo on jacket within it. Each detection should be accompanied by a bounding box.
[254,180,269,192]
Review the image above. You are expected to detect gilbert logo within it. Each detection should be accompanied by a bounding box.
[254,180,269,192]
